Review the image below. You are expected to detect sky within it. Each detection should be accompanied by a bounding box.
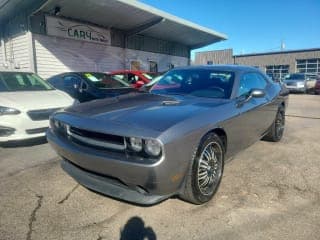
[140,0,320,58]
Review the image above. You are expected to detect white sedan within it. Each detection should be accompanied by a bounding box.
[0,71,74,143]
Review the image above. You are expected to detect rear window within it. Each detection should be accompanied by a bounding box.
[0,72,54,91]
[81,73,130,89]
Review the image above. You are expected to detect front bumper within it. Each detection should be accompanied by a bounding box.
[47,129,185,204]
[61,159,171,205]
[285,85,306,93]
[0,114,48,143]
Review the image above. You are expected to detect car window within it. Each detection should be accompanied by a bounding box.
[128,73,138,83]
[113,74,128,82]
[238,72,267,97]
[142,73,153,80]
[63,75,81,88]
[81,73,130,88]
[151,69,235,99]
[0,72,54,91]
[48,76,63,88]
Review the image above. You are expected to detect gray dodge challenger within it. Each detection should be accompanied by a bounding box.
[47,65,288,205]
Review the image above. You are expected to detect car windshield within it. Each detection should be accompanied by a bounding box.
[81,72,130,89]
[0,72,54,92]
[151,69,235,99]
[284,74,305,81]
[142,73,153,80]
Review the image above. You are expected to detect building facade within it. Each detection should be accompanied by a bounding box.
[0,0,226,79]
[195,48,320,80]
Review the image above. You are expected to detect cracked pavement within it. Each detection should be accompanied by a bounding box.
[0,94,319,240]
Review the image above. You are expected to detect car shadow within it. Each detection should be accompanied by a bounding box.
[120,216,156,240]
[0,136,47,148]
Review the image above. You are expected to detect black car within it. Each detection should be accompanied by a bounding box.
[47,72,136,102]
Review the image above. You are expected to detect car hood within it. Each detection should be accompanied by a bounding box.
[97,87,137,97]
[65,93,229,132]
[0,90,74,112]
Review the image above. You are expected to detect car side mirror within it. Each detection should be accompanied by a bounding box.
[236,88,265,108]
[250,89,265,98]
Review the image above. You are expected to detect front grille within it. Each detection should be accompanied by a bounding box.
[67,126,126,151]
[27,108,61,121]
[26,127,48,134]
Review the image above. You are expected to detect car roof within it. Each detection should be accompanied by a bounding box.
[48,72,109,78]
[111,70,147,74]
[172,64,261,72]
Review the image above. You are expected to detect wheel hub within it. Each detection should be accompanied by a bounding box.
[197,141,222,195]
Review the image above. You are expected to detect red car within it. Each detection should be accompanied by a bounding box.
[110,70,154,88]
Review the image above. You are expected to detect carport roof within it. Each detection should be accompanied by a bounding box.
[1,0,227,49]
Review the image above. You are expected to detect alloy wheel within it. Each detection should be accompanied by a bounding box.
[197,142,223,196]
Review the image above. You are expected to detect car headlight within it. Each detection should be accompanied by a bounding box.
[129,137,143,152]
[49,117,68,133]
[0,106,21,116]
[144,139,162,156]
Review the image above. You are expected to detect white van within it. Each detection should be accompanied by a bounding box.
[0,71,75,143]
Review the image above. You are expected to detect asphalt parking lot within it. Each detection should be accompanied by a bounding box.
[0,94,319,240]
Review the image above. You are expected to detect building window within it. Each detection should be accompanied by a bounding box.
[130,61,140,71]
[266,65,289,80]
[207,61,213,65]
[149,61,158,73]
[296,58,320,74]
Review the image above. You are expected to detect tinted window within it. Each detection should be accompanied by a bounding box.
[151,69,235,99]
[238,72,267,97]
[81,73,130,88]
[48,76,63,88]
[284,73,305,80]
[0,72,54,91]
[64,75,81,87]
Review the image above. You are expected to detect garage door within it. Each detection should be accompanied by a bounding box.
[33,34,124,79]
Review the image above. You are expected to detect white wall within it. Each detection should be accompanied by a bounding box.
[3,32,30,71]
[33,34,190,78]
[125,49,189,72]
[33,34,125,79]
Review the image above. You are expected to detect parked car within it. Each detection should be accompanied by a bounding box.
[315,78,320,94]
[283,73,318,93]
[140,75,164,92]
[0,71,74,143]
[110,70,154,88]
[47,72,137,103]
[47,65,288,205]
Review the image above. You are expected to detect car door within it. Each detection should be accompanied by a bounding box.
[63,74,82,100]
[234,72,272,147]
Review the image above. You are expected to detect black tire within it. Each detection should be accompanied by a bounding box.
[263,107,285,142]
[180,133,225,204]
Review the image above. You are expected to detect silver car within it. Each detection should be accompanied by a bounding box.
[47,65,288,205]
[283,73,318,93]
